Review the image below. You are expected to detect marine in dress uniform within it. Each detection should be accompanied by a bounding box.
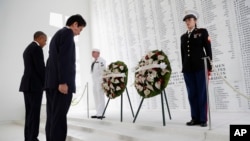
[19,31,47,141]
[180,10,212,127]
[91,48,106,119]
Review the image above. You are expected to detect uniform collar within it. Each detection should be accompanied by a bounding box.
[187,27,195,34]
[93,57,100,62]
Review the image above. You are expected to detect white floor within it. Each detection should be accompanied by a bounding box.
[1,108,250,141]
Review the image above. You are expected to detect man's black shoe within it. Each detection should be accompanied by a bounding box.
[97,116,105,119]
[200,122,207,127]
[91,115,97,118]
[186,120,200,126]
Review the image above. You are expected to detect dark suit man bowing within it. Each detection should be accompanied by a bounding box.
[19,31,47,141]
[45,14,86,141]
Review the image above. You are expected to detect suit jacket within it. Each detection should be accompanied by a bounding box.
[19,42,45,92]
[181,28,212,72]
[45,27,76,93]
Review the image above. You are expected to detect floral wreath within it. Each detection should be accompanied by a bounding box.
[134,50,172,98]
[102,61,128,99]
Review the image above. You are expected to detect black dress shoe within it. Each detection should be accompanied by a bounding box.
[200,122,207,127]
[91,115,97,118]
[186,120,200,126]
[97,116,105,119]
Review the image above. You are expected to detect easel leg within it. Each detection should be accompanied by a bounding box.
[133,98,144,123]
[161,92,166,126]
[126,88,134,117]
[87,83,89,119]
[101,98,110,120]
[121,93,123,122]
[163,89,172,120]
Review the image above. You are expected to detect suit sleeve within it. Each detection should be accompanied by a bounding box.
[180,35,185,71]
[32,46,45,85]
[57,31,74,84]
[203,29,212,60]
[203,29,213,71]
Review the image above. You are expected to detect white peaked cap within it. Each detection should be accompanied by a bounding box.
[92,48,100,52]
[183,10,199,21]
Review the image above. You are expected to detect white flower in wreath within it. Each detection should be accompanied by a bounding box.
[155,81,161,90]
[106,69,112,74]
[147,51,155,58]
[161,69,169,76]
[112,64,118,69]
[119,65,124,71]
[153,60,159,64]
[121,77,125,82]
[103,83,110,90]
[145,59,153,65]
[144,89,151,96]
[110,77,115,83]
[147,59,153,64]
[139,76,146,83]
[159,62,167,69]
[151,70,157,78]
[116,86,121,91]
[135,78,139,83]
[157,55,165,60]
[110,83,115,90]
[109,95,113,99]
[138,70,145,75]
[138,75,142,81]
[146,75,154,82]
[135,84,143,92]
[114,79,119,84]
[146,83,154,91]
[142,75,146,81]
[139,61,145,67]
[114,69,120,73]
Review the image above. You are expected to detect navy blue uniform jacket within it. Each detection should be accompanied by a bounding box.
[45,27,76,93]
[181,28,212,72]
[19,42,45,92]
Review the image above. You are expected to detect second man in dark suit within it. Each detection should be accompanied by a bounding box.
[19,31,47,141]
[45,14,86,141]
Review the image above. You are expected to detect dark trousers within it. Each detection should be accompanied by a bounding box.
[23,91,43,141]
[183,69,207,123]
[45,89,72,141]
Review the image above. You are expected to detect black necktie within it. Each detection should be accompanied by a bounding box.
[188,32,192,38]
[91,61,96,72]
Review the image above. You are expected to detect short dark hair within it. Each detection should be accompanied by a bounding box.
[34,31,46,40]
[66,14,87,27]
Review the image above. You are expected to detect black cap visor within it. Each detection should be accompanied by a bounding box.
[183,14,197,21]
